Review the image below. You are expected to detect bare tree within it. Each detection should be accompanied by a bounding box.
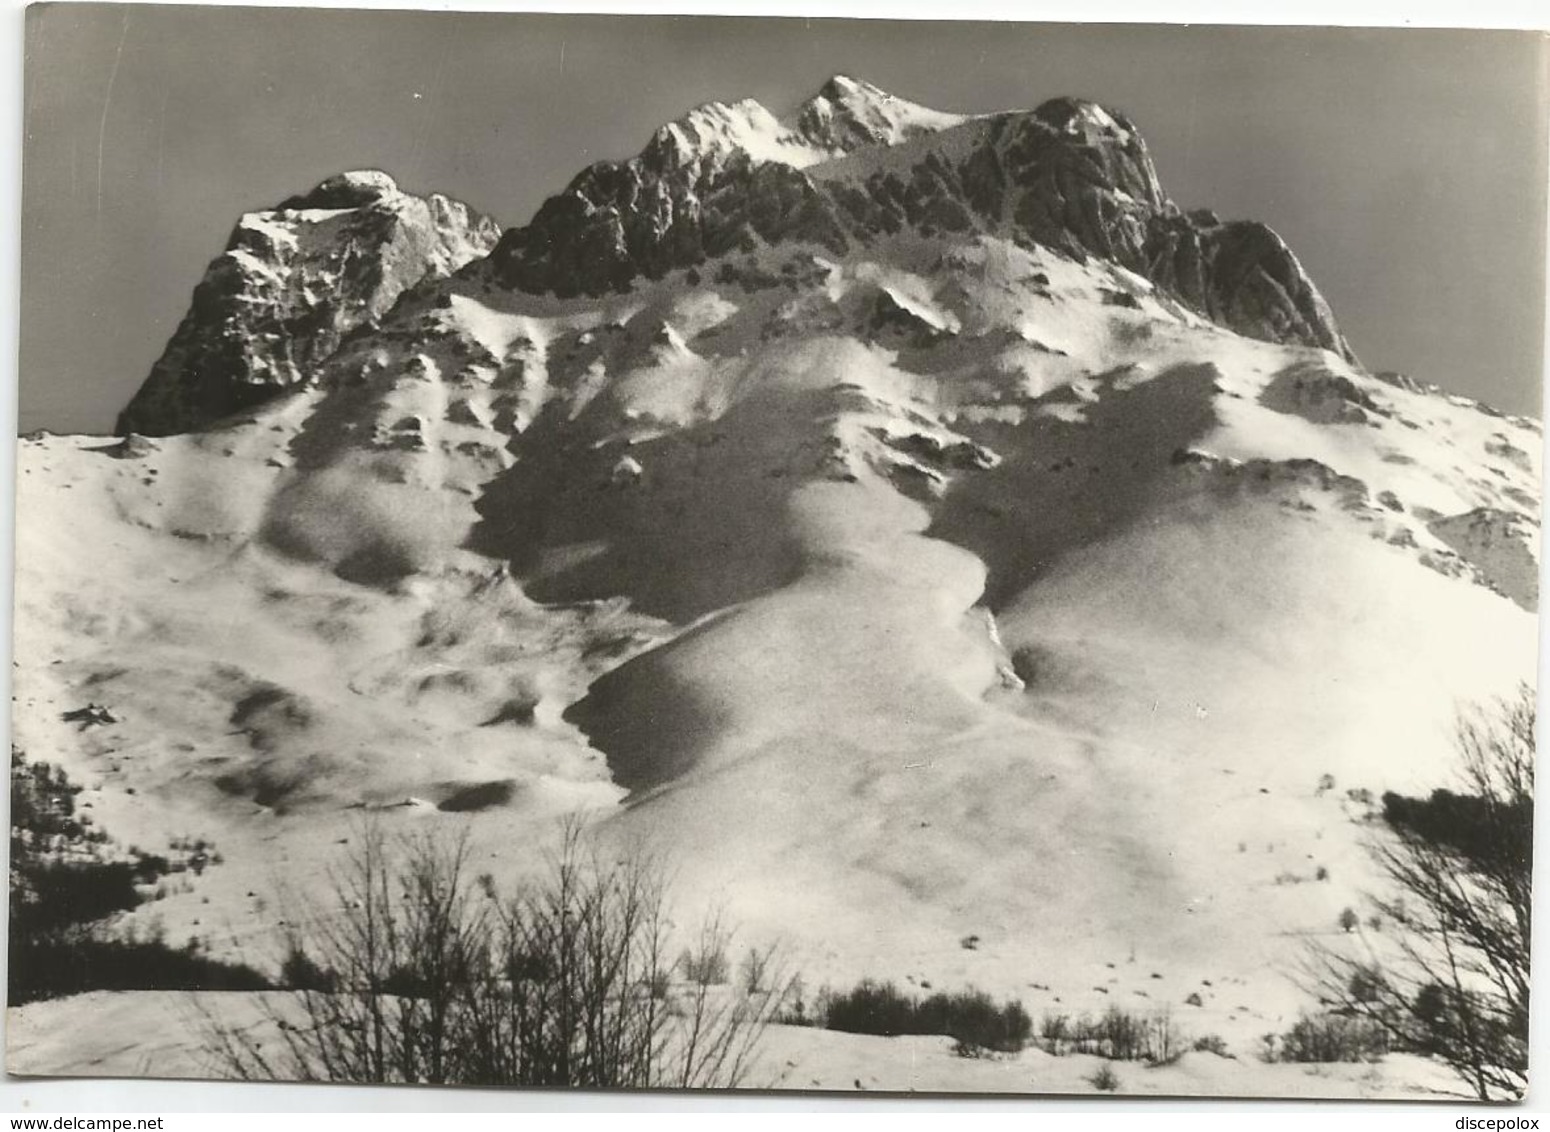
[461,822,674,1087]
[662,908,793,1088]
[204,823,490,1084]
[1303,684,1533,1100]
[202,818,793,1090]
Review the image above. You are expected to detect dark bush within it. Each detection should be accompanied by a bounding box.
[1275,1012,1389,1063]
[1381,787,1532,875]
[1088,1063,1120,1091]
[823,979,1031,1054]
[15,858,140,934]
[1347,965,1386,1005]
[1192,1033,1231,1057]
[822,979,918,1037]
[918,989,1031,1054]
[279,944,336,992]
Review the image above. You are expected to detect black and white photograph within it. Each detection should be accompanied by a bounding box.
[6,2,1546,1104]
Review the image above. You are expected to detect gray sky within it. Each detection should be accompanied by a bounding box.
[19,5,1550,433]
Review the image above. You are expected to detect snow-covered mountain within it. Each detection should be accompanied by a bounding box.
[117,171,500,436]
[12,77,1540,1091]
[116,77,1350,443]
[486,82,1351,362]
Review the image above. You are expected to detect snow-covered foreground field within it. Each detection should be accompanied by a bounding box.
[6,991,1469,1099]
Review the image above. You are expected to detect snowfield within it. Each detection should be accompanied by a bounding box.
[7,991,1471,1099]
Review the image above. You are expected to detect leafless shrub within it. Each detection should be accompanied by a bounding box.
[740,944,773,994]
[1061,1005,1181,1063]
[1038,1010,1070,1054]
[679,921,731,987]
[202,820,791,1089]
[1301,685,1532,1100]
[1143,1008,1183,1066]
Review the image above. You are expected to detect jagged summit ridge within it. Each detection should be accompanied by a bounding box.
[644,75,971,171]
[121,80,1354,437]
[488,80,1352,362]
[117,170,500,436]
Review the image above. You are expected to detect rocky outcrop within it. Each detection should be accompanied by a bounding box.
[974,99,1166,261]
[117,171,500,436]
[1428,508,1540,612]
[486,77,971,297]
[1146,215,1354,361]
[832,98,1355,361]
[1259,361,1383,424]
[489,148,850,297]
[487,80,1353,362]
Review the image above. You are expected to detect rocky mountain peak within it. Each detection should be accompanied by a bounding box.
[122,82,1360,437]
[1024,96,1164,208]
[637,77,969,173]
[789,74,968,152]
[117,174,500,436]
[644,98,829,171]
[487,80,1351,361]
[279,168,403,210]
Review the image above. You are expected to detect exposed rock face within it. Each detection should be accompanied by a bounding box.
[488,77,977,298]
[117,171,500,436]
[490,148,851,297]
[1145,216,1353,360]
[1428,508,1540,612]
[123,79,1356,440]
[487,82,1354,362]
[976,98,1168,258]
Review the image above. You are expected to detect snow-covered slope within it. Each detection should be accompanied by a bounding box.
[6,989,1468,1098]
[11,77,1540,1092]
